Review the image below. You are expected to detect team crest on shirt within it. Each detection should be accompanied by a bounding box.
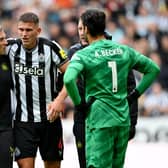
[39,53,45,62]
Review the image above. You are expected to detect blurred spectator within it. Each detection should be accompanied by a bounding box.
[120,18,140,46]
[106,20,124,43]
[147,23,160,50]
[133,3,157,38]
[149,50,168,91]
[142,82,168,117]
[133,37,150,55]
[57,35,71,52]
[63,21,78,44]
[149,50,162,67]
[48,23,62,40]
[156,2,168,33]
[105,0,126,22]
[53,0,78,9]
[157,33,168,90]
[158,33,168,65]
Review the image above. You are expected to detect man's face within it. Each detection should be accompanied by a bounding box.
[17,21,41,49]
[78,19,88,46]
[0,30,7,54]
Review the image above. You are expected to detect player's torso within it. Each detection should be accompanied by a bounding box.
[7,39,59,122]
[81,40,131,99]
[80,40,131,127]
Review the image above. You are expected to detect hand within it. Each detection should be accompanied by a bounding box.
[127,89,140,106]
[129,125,136,140]
[47,98,64,122]
[75,97,95,114]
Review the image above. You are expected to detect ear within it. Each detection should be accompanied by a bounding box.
[37,27,41,35]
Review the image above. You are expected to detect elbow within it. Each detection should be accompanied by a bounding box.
[63,72,74,87]
[157,66,160,74]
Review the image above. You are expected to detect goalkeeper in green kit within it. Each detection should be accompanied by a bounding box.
[64,9,160,168]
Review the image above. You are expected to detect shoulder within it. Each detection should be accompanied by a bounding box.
[38,37,62,49]
[71,47,88,61]
[38,38,67,60]
[69,43,83,50]
[6,38,22,54]
[7,38,21,46]
[68,43,83,59]
[38,37,67,58]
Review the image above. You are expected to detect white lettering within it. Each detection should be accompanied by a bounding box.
[14,63,44,76]
[95,48,123,57]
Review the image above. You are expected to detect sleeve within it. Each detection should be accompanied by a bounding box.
[6,38,17,54]
[67,43,82,60]
[67,47,76,59]
[51,40,69,67]
[129,48,160,95]
[64,54,84,105]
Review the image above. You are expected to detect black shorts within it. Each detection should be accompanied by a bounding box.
[14,118,64,161]
[0,128,13,168]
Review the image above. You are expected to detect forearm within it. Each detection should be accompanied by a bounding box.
[136,65,160,94]
[64,68,81,105]
[47,85,68,121]
[53,86,68,105]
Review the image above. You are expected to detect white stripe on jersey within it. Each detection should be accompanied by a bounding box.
[20,74,28,121]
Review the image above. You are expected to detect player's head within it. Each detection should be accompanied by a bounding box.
[17,12,41,49]
[78,18,88,46]
[0,26,7,54]
[80,9,106,38]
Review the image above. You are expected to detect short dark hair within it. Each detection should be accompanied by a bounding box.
[18,12,39,24]
[80,9,106,37]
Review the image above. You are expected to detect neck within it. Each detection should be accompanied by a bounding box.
[88,35,105,44]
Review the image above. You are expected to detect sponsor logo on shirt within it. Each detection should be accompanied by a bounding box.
[14,63,44,76]
[39,53,45,62]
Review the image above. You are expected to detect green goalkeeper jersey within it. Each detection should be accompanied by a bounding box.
[64,39,160,128]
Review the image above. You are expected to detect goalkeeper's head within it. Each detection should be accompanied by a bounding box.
[80,9,106,37]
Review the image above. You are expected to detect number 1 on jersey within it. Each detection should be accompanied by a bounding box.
[108,61,118,92]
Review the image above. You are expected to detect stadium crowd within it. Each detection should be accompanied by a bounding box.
[1,0,168,118]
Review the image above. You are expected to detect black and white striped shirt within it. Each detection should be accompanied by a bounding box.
[7,37,68,122]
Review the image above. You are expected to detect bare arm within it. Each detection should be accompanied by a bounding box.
[47,61,69,122]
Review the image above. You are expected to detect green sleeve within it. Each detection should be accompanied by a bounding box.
[129,48,160,94]
[136,60,160,94]
[64,62,83,105]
